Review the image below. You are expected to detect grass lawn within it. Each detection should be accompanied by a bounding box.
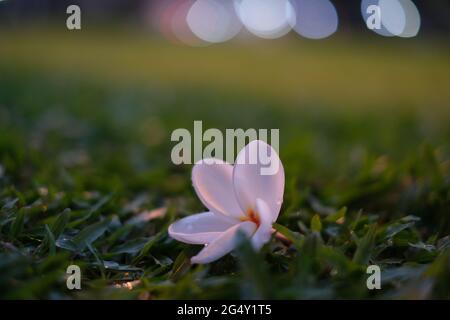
[0,27,449,299]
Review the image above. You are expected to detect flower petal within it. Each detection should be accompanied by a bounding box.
[192,158,245,219]
[191,221,257,264]
[168,212,237,245]
[233,140,285,222]
[251,198,274,250]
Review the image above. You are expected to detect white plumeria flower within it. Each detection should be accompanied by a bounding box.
[168,140,285,264]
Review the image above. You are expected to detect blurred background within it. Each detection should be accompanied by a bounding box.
[0,0,449,299]
[1,0,449,108]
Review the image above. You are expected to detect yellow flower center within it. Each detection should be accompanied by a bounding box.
[240,208,260,226]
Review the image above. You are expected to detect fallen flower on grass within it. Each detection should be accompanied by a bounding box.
[168,140,284,264]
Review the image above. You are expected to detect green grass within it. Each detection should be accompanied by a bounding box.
[0,27,449,299]
[1,26,450,111]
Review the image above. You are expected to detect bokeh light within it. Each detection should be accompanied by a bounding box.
[397,0,421,38]
[152,0,204,46]
[150,0,423,45]
[379,0,406,36]
[291,0,338,39]
[170,0,204,46]
[234,0,296,39]
[186,0,242,44]
[361,0,394,37]
[362,0,421,38]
